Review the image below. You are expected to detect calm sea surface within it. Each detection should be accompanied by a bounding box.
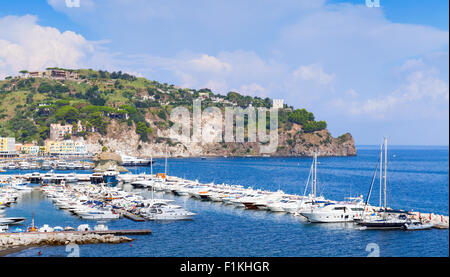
[2,146,449,257]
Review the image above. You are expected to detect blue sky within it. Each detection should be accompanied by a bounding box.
[0,0,448,145]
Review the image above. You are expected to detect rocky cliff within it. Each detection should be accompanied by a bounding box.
[84,118,356,158]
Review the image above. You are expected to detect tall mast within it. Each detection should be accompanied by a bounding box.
[150,155,153,176]
[164,145,168,176]
[384,137,387,211]
[379,143,383,209]
[313,152,317,197]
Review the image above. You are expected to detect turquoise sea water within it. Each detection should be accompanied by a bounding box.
[2,146,449,257]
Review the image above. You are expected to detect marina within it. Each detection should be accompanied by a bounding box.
[0,145,448,257]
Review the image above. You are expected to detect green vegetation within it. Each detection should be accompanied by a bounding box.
[0,68,328,144]
[288,108,327,133]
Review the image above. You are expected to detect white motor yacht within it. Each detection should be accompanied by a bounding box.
[78,210,120,220]
[74,161,84,170]
[29,162,39,170]
[7,162,17,170]
[42,171,55,183]
[65,173,79,183]
[41,160,52,170]
[57,161,68,170]
[300,202,365,223]
[19,161,30,170]
[67,162,76,170]
[144,207,195,221]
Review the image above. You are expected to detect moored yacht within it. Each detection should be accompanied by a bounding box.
[120,154,153,166]
[67,162,76,170]
[90,172,104,184]
[56,160,68,170]
[7,162,17,170]
[19,161,30,170]
[358,137,409,230]
[29,162,39,170]
[41,171,55,184]
[74,161,84,170]
[102,166,119,187]
[301,201,365,223]
[41,160,52,170]
[65,173,78,183]
[29,172,42,184]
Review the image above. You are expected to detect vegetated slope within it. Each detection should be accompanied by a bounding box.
[0,69,356,157]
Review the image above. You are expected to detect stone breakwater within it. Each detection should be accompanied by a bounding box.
[0,232,134,251]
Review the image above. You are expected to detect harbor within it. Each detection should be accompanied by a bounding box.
[0,145,448,257]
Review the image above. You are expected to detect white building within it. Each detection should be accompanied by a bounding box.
[273,99,284,109]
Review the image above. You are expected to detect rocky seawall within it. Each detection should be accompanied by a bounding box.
[0,232,134,255]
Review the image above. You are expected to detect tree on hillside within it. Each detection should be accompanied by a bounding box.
[302,120,327,133]
[288,109,315,125]
[38,82,53,93]
[55,106,80,123]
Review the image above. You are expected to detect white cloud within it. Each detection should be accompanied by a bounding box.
[345,88,358,98]
[292,64,335,86]
[332,68,449,119]
[0,15,99,79]
[189,54,232,73]
[238,83,268,98]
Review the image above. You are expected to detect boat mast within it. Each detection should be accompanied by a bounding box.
[379,143,383,209]
[150,155,153,176]
[384,137,387,212]
[313,152,317,197]
[164,145,168,176]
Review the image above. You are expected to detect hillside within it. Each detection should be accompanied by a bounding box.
[0,68,356,157]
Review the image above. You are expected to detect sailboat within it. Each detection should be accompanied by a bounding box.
[291,153,330,217]
[358,137,410,230]
[300,153,365,223]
